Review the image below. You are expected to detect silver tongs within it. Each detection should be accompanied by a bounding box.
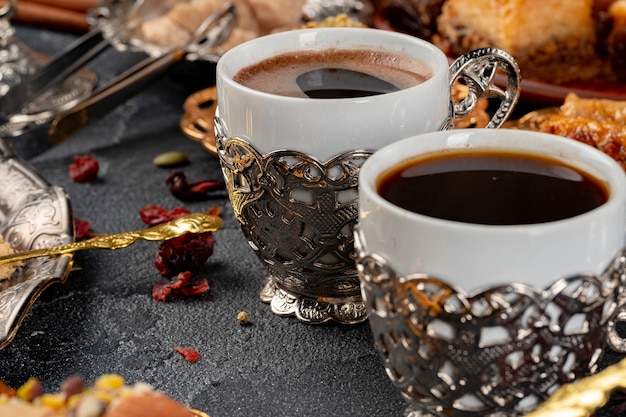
[47,3,235,142]
[0,0,181,126]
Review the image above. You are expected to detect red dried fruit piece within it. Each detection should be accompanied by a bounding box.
[152,272,210,301]
[180,278,210,296]
[207,203,221,217]
[154,233,215,277]
[74,217,97,240]
[174,347,200,363]
[139,205,191,227]
[69,154,99,183]
[152,271,192,301]
[165,171,225,201]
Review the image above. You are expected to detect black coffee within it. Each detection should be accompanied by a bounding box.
[233,49,432,99]
[377,150,609,225]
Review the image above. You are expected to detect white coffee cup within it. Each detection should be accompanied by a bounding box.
[213,28,519,324]
[356,128,626,416]
[215,27,518,161]
[358,128,626,291]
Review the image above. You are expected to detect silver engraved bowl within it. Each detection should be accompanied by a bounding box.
[0,138,74,350]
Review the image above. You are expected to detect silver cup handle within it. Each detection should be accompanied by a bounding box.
[448,47,521,129]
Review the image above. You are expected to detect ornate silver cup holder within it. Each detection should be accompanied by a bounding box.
[214,126,371,324]
[213,46,520,324]
[354,227,626,417]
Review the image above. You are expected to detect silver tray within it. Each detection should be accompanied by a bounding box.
[0,138,74,350]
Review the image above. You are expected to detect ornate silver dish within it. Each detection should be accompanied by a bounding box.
[0,137,74,350]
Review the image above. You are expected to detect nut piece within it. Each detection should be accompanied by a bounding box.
[236,311,250,325]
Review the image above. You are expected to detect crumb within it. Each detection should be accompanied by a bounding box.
[236,311,250,325]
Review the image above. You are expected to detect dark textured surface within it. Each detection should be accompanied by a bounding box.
[1,24,626,417]
[0,25,406,416]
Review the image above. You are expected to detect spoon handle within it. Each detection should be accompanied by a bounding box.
[0,213,222,266]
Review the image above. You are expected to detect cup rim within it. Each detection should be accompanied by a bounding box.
[216,27,449,103]
[359,128,626,233]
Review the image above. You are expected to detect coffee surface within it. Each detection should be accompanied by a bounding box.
[233,49,432,98]
[377,150,609,225]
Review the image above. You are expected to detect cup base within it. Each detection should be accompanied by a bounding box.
[259,276,368,324]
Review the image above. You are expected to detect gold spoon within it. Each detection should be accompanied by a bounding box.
[0,213,222,266]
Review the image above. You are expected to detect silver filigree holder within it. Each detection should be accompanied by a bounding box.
[214,47,520,324]
[354,227,626,417]
[0,0,97,136]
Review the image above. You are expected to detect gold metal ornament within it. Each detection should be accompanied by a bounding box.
[0,213,222,266]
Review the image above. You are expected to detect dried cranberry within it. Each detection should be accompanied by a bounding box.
[152,271,192,301]
[180,278,210,296]
[174,346,200,363]
[154,232,215,277]
[69,155,99,183]
[74,217,97,240]
[152,271,209,301]
[139,205,191,226]
[165,171,225,201]
[207,203,221,217]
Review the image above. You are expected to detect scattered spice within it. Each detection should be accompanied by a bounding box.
[139,205,191,227]
[155,232,215,277]
[151,271,210,301]
[74,217,98,240]
[174,346,200,363]
[153,151,190,167]
[237,311,250,325]
[165,170,225,201]
[207,203,221,217]
[138,205,218,298]
[69,154,99,183]
[180,278,210,296]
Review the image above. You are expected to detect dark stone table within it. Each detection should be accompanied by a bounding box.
[0,23,624,417]
[0,24,406,417]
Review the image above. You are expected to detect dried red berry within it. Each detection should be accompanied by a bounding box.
[154,233,215,277]
[165,171,225,201]
[152,271,209,301]
[139,205,191,227]
[74,217,97,240]
[69,155,99,183]
[207,203,221,217]
[152,271,191,301]
[180,278,210,296]
[174,346,200,363]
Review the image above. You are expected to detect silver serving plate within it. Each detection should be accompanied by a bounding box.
[0,138,74,350]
